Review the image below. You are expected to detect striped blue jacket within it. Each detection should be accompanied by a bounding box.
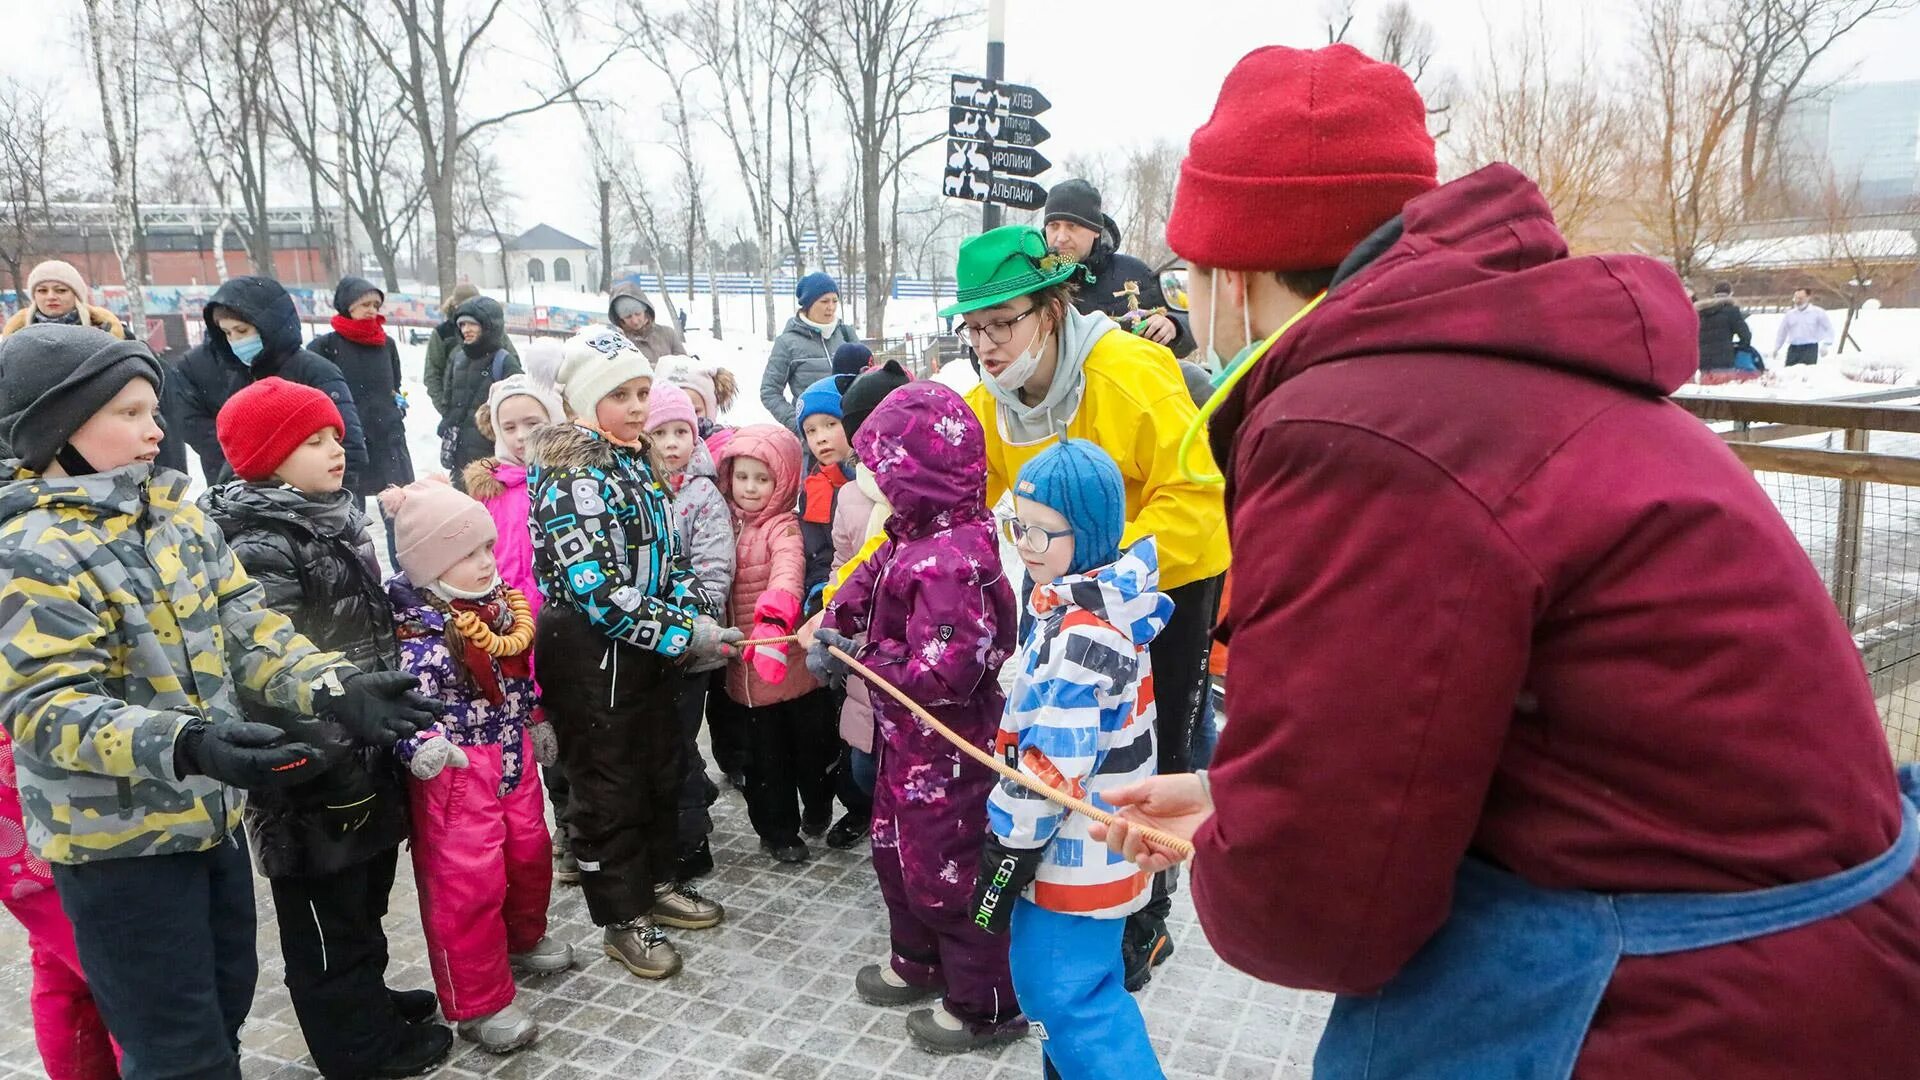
[987,538,1172,917]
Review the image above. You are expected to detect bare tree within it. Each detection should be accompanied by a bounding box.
[1806,179,1920,350]
[453,144,516,303]
[1455,2,1627,249]
[1732,0,1918,211]
[0,78,67,296]
[329,0,625,296]
[1370,1,1455,140]
[628,2,721,337]
[674,0,802,339]
[156,0,287,276]
[1323,0,1358,43]
[788,0,967,336]
[79,0,147,332]
[1113,142,1181,267]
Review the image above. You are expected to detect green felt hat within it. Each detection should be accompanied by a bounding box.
[939,225,1084,317]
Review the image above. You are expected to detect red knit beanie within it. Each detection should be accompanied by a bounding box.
[215,377,345,482]
[1167,44,1437,272]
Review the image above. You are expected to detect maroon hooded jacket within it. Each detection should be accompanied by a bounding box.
[1198,164,1920,1077]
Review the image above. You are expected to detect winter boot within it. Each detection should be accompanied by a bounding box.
[652,880,724,930]
[386,987,439,1024]
[508,935,576,975]
[825,811,869,849]
[457,1001,538,1054]
[903,1002,1028,1055]
[552,834,580,885]
[367,1020,454,1077]
[603,916,682,979]
[854,963,943,1007]
[1122,912,1175,993]
[761,835,811,864]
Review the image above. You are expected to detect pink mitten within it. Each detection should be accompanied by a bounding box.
[743,590,802,683]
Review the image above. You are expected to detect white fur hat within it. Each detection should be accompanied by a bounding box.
[557,326,652,420]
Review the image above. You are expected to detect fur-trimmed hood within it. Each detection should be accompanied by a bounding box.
[526,420,621,471]
[462,456,514,502]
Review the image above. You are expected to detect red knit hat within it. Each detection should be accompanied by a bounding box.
[215,377,345,481]
[1167,44,1437,272]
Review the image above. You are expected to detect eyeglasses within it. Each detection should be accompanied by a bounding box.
[998,513,1073,555]
[958,305,1038,347]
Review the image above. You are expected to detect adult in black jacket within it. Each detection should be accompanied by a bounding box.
[423,282,518,419]
[1043,178,1194,357]
[439,295,522,489]
[166,276,370,486]
[201,478,438,1077]
[308,275,415,496]
[1695,282,1754,372]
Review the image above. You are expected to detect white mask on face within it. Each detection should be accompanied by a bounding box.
[1202,267,1256,376]
[430,573,500,602]
[994,330,1049,391]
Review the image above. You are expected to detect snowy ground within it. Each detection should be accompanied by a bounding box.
[1683,306,1920,401]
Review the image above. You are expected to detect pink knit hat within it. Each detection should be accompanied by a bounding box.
[377,478,497,585]
[644,382,697,435]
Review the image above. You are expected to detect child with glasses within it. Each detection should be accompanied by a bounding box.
[973,439,1172,1079]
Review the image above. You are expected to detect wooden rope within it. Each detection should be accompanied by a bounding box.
[827,644,1196,858]
[449,588,534,657]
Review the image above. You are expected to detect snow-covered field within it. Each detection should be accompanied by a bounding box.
[1684,306,1920,401]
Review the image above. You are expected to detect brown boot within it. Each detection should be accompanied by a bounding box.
[602,916,682,979]
[652,881,724,930]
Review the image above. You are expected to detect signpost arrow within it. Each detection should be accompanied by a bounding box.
[995,80,1051,117]
[983,176,1047,211]
[986,144,1050,178]
[948,107,1050,148]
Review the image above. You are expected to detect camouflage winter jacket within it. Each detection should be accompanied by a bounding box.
[0,462,355,865]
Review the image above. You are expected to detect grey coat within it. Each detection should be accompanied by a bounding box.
[760,314,859,427]
[669,440,735,672]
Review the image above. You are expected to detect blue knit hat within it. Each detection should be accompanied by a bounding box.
[832,341,873,380]
[1014,439,1125,576]
[797,375,844,429]
[796,272,839,311]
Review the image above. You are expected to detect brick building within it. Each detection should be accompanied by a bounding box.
[5,203,343,293]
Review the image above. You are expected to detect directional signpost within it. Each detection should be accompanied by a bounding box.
[942,73,1053,219]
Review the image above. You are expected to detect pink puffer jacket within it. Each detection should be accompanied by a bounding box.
[719,424,820,706]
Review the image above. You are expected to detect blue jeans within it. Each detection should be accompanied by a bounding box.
[850,746,876,796]
[53,837,258,1080]
[1007,899,1164,1080]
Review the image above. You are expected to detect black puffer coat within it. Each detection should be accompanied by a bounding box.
[1073,215,1194,358]
[308,275,415,495]
[165,275,370,488]
[1695,296,1753,371]
[202,480,408,879]
[439,296,522,486]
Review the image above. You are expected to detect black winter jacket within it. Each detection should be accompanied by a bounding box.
[166,276,370,488]
[203,480,408,878]
[1695,297,1753,371]
[440,296,523,485]
[308,276,416,494]
[1072,216,1194,359]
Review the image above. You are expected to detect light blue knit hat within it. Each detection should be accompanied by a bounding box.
[1014,439,1125,575]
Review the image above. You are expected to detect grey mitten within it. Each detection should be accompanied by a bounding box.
[807,628,857,688]
[689,616,746,664]
[530,722,559,767]
[409,734,470,780]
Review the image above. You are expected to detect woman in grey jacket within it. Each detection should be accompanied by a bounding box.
[760,272,859,427]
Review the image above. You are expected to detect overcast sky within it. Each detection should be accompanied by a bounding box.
[11,0,1920,253]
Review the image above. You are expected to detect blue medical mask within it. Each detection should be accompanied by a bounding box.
[229,334,265,365]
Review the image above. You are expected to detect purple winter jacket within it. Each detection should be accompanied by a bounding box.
[823,383,1016,905]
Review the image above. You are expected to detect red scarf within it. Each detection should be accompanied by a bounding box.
[331,313,389,347]
[449,597,531,705]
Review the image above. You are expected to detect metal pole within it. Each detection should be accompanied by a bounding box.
[981,0,1005,232]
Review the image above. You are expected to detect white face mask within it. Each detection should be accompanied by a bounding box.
[994,330,1049,391]
[430,573,500,602]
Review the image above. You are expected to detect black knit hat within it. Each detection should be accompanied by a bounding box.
[1043,178,1105,233]
[0,324,164,473]
[841,359,912,441]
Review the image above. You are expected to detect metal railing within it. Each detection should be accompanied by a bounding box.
[1675,390,1920,759]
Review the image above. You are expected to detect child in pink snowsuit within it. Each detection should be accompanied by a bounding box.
[1,728,116,1080]
[814,382,1025,1054]
[381,479,571,1054]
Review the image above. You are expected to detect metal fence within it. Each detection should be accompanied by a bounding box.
[1675,391,1920,759]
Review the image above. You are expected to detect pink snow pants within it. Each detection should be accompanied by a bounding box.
[408,734,553,1021]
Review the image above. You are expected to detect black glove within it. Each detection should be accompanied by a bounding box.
[175,720,323,790]
[971,835,1044,935]
[314,670,446,749]
[807,628,857,688]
